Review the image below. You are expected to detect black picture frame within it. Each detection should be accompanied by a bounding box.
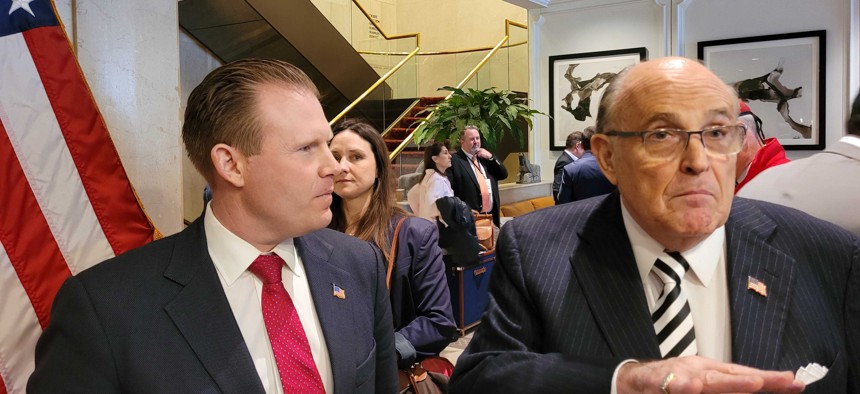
[548,47,647,151]
[698,30,826,150]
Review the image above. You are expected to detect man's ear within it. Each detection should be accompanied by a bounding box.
[211,143,245,188]
[590,134,618,185]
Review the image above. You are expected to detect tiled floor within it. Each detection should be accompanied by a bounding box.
[440,330,474,366]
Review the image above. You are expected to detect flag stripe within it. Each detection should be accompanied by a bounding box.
[1,6,157,393]
[23,26,154,256]
[0,111,71,329]
[0,244,42,394]
[0,31,113,275]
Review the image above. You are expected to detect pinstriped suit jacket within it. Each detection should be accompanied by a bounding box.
[450,192,860,394]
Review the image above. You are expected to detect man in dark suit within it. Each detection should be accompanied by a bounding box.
[556,125,616,204]
[446,125,509,226]
[552,130,584,203]
[28,59,398,393]
[450,57,859,393]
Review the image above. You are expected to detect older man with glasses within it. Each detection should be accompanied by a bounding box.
[449,57,860,394]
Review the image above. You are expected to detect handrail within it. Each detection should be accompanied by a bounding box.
[380,99,420,138]
[357,40,527,57]
[358,19,525,57]
[351,0,420,46]
[329,46,421,126]
[388,34,511,160]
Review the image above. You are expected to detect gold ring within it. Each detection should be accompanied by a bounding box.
[660,372,676,394]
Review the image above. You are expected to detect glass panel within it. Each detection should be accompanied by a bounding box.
[311,1,530,174]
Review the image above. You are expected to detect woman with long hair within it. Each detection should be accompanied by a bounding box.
[328,119,456,369]
[407,142,454,222]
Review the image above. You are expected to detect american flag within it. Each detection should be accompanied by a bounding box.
[332,284,346,300]
[0,1,158,392]
[747,275,768,297]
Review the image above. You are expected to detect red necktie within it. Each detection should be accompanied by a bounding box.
[248,254,325,393]
[471,157,491,213]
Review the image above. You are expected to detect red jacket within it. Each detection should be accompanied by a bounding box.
[735,138,790,192]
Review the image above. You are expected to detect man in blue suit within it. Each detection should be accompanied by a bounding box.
[556,125,616,204]
[450,57,859,393]
[29,59,398,393]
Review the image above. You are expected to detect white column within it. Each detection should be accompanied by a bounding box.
[72,0,182,235]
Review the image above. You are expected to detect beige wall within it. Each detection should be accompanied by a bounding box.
[396,0,527,97]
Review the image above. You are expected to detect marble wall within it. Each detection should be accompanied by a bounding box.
[55,0,183,235]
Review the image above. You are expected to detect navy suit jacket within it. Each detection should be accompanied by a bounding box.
[29,218,398,394]
[552,152,575,204]
[446,149,508,226]
[556,151,616,204]
[388,215,456,367]
[450,193,860,393]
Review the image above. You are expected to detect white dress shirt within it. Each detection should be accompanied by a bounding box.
[611,201,731,393]
[463,150,495,209]
[204,203,334,393]
[407,169,454,222]
[842,134,860,148]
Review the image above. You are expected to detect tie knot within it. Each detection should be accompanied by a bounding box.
[248,253,285,284]
[653,252,690,285]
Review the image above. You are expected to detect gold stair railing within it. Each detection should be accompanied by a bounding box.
[351,0,421,46]
[388,19,526,161]
[329,47,420,127]
[357,20,527,57]
[326,0,420,126]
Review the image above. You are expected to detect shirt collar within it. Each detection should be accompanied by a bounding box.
[620,200,724,287]
[840,135,860,148]
[204,202,300,286]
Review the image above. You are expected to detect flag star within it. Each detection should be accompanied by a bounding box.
[9,0,36,17]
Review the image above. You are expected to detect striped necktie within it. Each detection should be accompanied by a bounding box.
[651,251,698,358]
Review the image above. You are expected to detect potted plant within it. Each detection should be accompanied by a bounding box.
[413,86,545,151]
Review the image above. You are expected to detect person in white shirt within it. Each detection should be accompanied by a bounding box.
[739,91,860,237]
[408,141,454,222]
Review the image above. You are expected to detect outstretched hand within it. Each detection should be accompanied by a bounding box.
[617,356,805,394]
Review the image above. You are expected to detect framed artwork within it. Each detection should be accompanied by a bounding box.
[698,30,826,150]
[548,47,647,150]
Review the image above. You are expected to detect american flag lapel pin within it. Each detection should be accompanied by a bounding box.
[332,283,346,300]
[747,276,768,297]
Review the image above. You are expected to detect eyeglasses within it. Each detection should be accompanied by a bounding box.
[604,125,746,159]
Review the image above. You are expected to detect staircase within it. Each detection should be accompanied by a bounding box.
[179,0,390,122]
[386,96,445,177]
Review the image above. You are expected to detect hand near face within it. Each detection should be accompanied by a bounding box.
[475,148,493,160]
[617,356,805,394]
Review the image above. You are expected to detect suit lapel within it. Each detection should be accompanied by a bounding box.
[296,233,354,394]
[725,198,796,369]
[457,149,480,189]
[570,194,662,359]
[163,219,265,393]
